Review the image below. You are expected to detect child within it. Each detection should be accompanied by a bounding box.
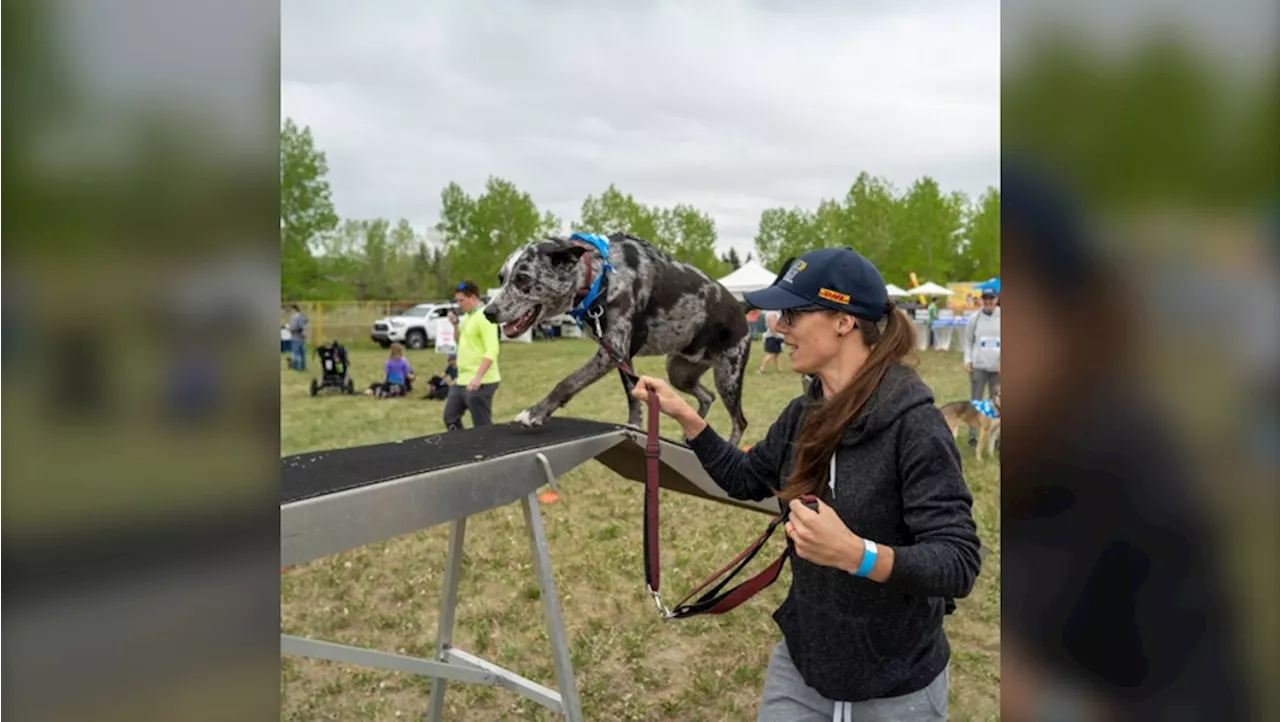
[423,354,458,400]
[366,343,415,398]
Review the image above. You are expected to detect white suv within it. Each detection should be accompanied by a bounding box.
[370,303,456,350]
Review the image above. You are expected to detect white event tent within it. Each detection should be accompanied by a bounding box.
[908,281,953,296]
[716,260,778,301]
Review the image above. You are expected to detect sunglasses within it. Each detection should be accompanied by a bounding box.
[778,305,829,326]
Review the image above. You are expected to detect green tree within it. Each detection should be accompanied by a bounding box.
[578,185,663,250]
[957,188,1000,281]
[361,219,390,298]
[387,219,420,298]
[436,176,560,290]
[657,204,727,277]
[309,219,366,299]
[280,118,339,299]
[753,172,992,287]
[424,242,454,299]
[1001,27,1269,211]
[577,186,728,276]
[722,247,742,270]
[843,172,900,275]
[753,207,819,270]
[891,176,965,282]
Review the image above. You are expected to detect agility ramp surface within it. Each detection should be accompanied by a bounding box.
[281,417,777,721]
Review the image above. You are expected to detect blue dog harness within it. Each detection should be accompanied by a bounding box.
[970,398,999,419]
[566,232,614,326]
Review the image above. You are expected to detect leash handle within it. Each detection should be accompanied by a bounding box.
[643,392,662,599]
[641,374,794,620]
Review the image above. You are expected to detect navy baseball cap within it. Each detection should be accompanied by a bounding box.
[745,247,890,321]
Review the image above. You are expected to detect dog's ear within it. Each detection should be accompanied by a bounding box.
[542,239,590,267]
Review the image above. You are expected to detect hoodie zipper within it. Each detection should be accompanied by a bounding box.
[829,451,853,722]
[829,452,837,498]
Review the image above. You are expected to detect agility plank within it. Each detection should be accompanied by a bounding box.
[281,416,779,720]
[597,427,780,517]
[281,418,625,567]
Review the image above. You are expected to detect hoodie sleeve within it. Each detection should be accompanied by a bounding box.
[886,404,983,598]
[684,399,801,502]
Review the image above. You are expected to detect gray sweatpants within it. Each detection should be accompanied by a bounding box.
[756,641,948,722]
[443,382,499,431]
[970,368,999,401]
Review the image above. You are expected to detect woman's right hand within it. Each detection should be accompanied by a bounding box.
[630,376,688,417]
[631,376,706,437]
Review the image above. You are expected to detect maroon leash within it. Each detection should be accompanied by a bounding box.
[589,316,812,619]
[624,361,815,619]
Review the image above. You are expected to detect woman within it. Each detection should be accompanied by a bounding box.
[633,247,983,722]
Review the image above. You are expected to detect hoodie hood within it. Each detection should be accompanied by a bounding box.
[804,363,936,445]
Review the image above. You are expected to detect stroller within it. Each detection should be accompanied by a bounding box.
[310,341,356,396]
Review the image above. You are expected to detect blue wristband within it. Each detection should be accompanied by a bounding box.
[854,539,878,577]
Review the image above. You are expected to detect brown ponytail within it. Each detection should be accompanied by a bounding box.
[778,302,918,503]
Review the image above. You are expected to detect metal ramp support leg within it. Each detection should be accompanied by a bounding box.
[284,492,582,720]
[423,467,581,721]
[427,517,466,722]
[521,489,583,720]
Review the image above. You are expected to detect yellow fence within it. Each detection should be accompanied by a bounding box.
[281,301,446,346]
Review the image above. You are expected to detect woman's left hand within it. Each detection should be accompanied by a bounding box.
[785,498,862,572]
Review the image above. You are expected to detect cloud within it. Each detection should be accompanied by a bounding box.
[282,0,1000,255]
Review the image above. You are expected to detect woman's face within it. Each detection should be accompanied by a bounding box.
[777,308,845,374]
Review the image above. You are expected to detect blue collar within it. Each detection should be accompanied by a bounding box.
[566,233,614,324]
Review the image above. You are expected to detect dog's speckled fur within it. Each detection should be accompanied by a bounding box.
[484,233,751,445]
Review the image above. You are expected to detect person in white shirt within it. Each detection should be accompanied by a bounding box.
[962,290,1001,446]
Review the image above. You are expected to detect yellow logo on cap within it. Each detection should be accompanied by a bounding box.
[818,288,850,304]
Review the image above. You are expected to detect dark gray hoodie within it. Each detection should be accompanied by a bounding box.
[686,363,983,701]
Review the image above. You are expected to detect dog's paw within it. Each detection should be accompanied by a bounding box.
[514,409,544,428]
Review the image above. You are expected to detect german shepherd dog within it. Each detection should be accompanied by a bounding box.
[940,387,1001,460]
[483,233,752,445]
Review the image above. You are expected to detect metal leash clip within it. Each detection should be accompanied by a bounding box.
[648,586,673,619]
[586,305,605,338]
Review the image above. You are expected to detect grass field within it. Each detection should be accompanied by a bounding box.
[281,338,1000,721]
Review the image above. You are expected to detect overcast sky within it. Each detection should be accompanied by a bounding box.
[282,0,1000,258]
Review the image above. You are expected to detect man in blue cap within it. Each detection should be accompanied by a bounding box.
[963,288,1001,446]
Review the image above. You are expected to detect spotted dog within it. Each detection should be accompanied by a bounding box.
[483,232,751,445]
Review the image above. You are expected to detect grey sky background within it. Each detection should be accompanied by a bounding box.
[282,0,1000,258]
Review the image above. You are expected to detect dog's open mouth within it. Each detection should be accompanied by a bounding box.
[501,305,541,337]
